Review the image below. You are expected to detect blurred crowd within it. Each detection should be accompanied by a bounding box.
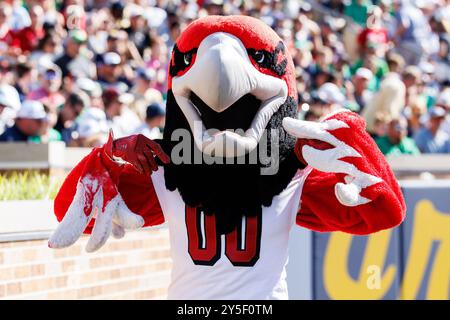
[0,0,449,155]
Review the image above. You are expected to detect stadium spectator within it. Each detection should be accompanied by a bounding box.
[0,100,46,142]
[376,117,420,156]
[75,77,101,108]
[55,92,87,144]
[435,89,450,136]
[392,0,434,65]
[344,0,373,28]
[14,62,36,102]
[130,68,163,120]
[102,88,140,138]
[363,70,405,135]
[0,4,15,54]
[357,6,389,57]
[97,51,130,92]
[0,58,15,85]
[29,31,61,65]
[30,103,62,143]
[0,84,21,134]
[414,106,450,153]
[12,4,45,54]
[134,102,166,140]
[316,82,347,115]
[73,107,109,147]
[348,67,373,113]
[54,29,89,78]
[146,37,169,94]
[123,4,151,56]
[27,62,65,110]
[303,108,322,122]
[433,32,450,84]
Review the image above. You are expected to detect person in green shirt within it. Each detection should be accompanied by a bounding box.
[350,47,389,92]
[376,117,420,156]
[29,128,62,143]
[29,104,63,143]
[344,0,374,27]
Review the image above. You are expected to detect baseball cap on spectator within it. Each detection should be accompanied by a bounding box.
[182,5,198,21]
[69,29,88,44]
[414,0,436,10]
[355,67,373,80]
[102,87,134,105]
[102,52,121,66]
[17,100,47,120]
[119,92,134,105]
[77,120,108,140]
[433,10,450,33]
[418,61,435,75]
[403,66,422,82]
[146,102,165,120]
[76,107,109,138]
[137,68,155,81]
[311,90,328,105]
[102,87,120,104]
[300,2,312,13]
[436,90,450,109]
[0,85,21,111]
[125,4,143,19]
[102,87,134,106]
[76,78,102,98]
[429,106,447,119]
[205,0,224,6]
[323,15,346,32]
[43,68,61,81]
[38,61,62,80]
[317,82,346,105]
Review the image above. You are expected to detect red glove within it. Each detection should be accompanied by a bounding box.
[111,133,170,175]
[283,110,406,234]
[49,132,169,252]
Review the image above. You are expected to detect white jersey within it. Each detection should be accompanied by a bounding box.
[151,167,310,300]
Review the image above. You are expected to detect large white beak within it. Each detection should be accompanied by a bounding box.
[172,32,288,158]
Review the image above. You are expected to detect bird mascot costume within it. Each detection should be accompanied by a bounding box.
[48,16,406,299]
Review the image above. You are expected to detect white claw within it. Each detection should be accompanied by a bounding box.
[282,116,382,207]
[85,193,118,252]
[112,222,125,239]
[49,177,144,252]
[335,182,370,207]
[48,181,97,249]
[113,196,145,230]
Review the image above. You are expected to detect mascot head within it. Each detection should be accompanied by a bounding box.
[163,15,299,233]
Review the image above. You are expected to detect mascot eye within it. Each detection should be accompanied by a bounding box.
[183,52,192,66]
[253,51,265,64]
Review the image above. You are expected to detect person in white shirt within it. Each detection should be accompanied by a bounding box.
[134,102,165,140]
[102,88,141,138]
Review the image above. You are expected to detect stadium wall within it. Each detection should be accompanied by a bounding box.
[0,227,171,299]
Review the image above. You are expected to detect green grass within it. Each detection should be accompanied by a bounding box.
[0,171,62,201]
